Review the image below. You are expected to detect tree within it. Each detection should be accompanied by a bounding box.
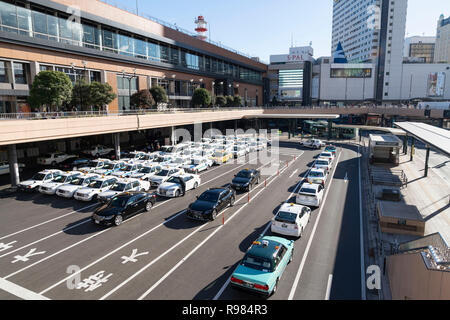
[150,85,168,105]
[233,95,242,107]
[215,95,226,107]
[131,89,155,109]
[191,88,211,108]
[28,71,72,112]
[71,79,91,110]
[89,82,116,111]
[225,95,234,107]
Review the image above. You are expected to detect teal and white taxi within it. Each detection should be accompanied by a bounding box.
[230,236,294,297]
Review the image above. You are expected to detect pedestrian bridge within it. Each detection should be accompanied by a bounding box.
[0,106,444,146]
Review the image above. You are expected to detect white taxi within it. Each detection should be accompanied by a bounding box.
[148,167,184,188]
[296,182,324,208]
[313,157,332,173]
[271,202,311,238]
[318,151,335,165]
[39,171,82,195]
[97,178,149,203]
[55,173,99,198]
[18,169,62,192]
[74,176,118,201]
[306,168,328,186]
[157,173,201,198]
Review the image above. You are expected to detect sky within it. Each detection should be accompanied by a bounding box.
[105,0,449,62]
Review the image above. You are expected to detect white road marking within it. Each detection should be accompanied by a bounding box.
[11,248,46,264]
[289,169,299,179]
[134,159,296,301]
[0,157,261,266]
[358,145,366,300]
[0,203,98,241]
[287,150,343,300]
[121,249,149,264]
[325,274,333,300]
[0,277,50,300]
[0,241,17,253]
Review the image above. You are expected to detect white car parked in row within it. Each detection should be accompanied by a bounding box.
[39,171,82,195]
[157,173,201,198]
[130,164,162,181]
[182,157,212,174]
[318,151,335,165]
[55,173,99,198]
[271,202,311,238]
[74,176,118,202]
[82,145,114,157]
[37,152,76,166]
[313,157,332,173]
[79,159,109,173]
[148,167,185,188]
[296,182,324,208]
[18,169,62,191]
[97,178,150,203]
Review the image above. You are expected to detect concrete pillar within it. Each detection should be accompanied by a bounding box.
[114,133,121,160]
[234,119,238,132]
[424,145,430,177]
[8,144,20,187]
[403,135,408,155]
[171,126,176,145]
[288,120,291,140]
[410,137,415,162]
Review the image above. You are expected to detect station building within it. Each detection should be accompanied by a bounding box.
[0,0,268,113]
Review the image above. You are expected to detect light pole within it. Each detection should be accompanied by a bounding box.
[121,68,137,110]
[212,81,215,107]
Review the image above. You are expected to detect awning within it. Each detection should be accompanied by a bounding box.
[394,122,450,156]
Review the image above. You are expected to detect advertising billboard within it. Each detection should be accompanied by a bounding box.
[427,72,446,97]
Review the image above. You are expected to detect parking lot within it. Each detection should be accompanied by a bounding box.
[0,140,363,300]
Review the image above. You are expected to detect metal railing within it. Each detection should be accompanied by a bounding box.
[0,107,264,120]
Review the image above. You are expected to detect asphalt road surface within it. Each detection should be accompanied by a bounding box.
[0,142,363,300]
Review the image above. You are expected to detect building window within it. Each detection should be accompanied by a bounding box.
[0,61,7,83]
[39,64,53,72]
[90,70,101,83]
[14,63,27,84]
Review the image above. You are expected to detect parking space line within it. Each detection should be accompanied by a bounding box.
[39,154,281,295]
[0,156,261,262]
[133,157,301,301]
[287,150,343,300]
[0,277,50,300]
[0,203,98,241]
[325,274,333,300]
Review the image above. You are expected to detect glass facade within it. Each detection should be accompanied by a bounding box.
[13,62,27,84]
[0,61,7,82]
[330,68,372,78]
[0,1,263,83]
[279,69,304,88]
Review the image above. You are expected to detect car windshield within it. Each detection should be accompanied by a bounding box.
[236,171,252,178]
[300,187,316,194]
[32,173,46,181]
[161,146,174,153]
[109,196,129,208]
[198,191,220,203]
[120,165,133,171]
[276,211,298,223]
[316,160,329,166]
[309,171,324,178]
[191,159,201,165]
[103,163,115,169]
[88,180,103,188]
[156,170,169,177]
[172,158,184,164]
[70,177,86,186]
[111,183,127,191]
[88,161,99,167]
[321,153,332,157]
[139,167,153,173]
[166,177,181,184]
[53,175,69,183]
[241,254,272,272]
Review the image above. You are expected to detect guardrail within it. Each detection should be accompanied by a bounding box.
[0,107,264,120]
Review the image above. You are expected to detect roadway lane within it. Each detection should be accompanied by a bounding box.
[290,143,362,300]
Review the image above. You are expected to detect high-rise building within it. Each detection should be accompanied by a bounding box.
[434,14,450,63]
[331,0,381,63]
[404,36,435,63]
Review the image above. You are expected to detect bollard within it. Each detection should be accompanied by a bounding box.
[277,169,279,176]
[265,179,267,187]
[248,192,250,203]
[223,214,225,225]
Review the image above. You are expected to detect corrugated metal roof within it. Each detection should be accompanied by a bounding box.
[394,122,450,156]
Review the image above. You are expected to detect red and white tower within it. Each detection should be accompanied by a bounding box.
[195,16,208,41]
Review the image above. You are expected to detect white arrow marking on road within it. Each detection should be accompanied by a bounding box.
[0,241,17,253]
[344,172,348,183]
[11,248,46,264]
[121,249,149,264]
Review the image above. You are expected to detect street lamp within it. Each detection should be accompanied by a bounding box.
[121,68,137,111]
